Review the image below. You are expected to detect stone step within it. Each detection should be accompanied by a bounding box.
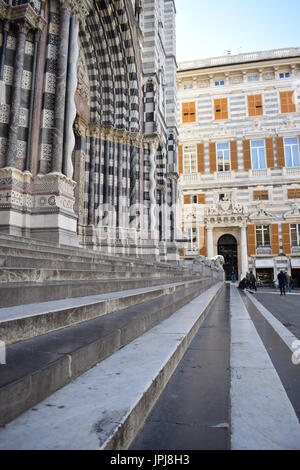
[0,235,181,271]
[0,276,197,308]
[0,243,181,271]
[0,266,190,284]
[0,279,207,344]
[0,278,217,428]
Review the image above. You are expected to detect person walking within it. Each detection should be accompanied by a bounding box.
[278,270,287,296]
[249,271,257,292]
[285,272,292,293]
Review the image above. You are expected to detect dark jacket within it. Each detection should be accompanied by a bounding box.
[278,272,286,286]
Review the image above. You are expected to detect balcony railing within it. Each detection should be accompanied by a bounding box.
[256,246,272,255]
[283,167,300,178]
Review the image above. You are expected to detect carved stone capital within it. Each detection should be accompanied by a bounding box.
[60,0,92,24]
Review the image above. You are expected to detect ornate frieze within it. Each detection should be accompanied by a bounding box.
[59,0,92,24]
[204,200,249,228]
[0,1,46,32]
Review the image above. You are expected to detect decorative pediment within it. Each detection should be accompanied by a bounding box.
[249,204,273,222]
[284,203,300,222]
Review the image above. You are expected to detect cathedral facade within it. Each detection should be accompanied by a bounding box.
[0,0,179,261]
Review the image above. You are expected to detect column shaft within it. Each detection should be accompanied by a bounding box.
[52,7,70,173]
[88,136,96,226]
[207,228,214,259]
[149,143,156,233]
[63,17,79,178]
[129,146,137,228]
[6,28,26,168]
[241,226,249,279]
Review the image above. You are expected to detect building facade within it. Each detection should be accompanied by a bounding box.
[177,48,300,285]
[0,0,179,261]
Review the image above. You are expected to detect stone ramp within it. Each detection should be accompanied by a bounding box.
[0,277,214,427]
[0,282,223,450]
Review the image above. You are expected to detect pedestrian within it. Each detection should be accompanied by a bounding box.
[285,272,292,293]
[246,271,251,289]
[238,278,247,290]
[231,268,236,283]
[278,270,287,296]
[249,271,257,291]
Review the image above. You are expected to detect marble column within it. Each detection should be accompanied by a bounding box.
[88,136,96,226]
[241,225,249,279]
[52,6,70,174]
[149,142,156,233]
[103,139,110,225]
[26,30,40,172]
[117,141,123,228]
[63,17,79,178]
[129,146,137,229]
[207,227,214,259]
[6,24,28,168]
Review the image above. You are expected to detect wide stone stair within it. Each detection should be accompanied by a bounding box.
[0,234,223,448]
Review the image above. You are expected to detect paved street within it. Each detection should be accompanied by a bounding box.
[253,290,300,339]
[131,285,300,450]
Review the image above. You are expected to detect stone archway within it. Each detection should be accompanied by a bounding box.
[218,234,238,281]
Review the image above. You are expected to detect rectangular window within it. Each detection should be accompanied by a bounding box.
[182,102,196,123]
[253,190,269,201]
[256,225,270,247]
[248,94,263,116]
[183,83,193,90]
[214,98,228,120]
[215,80,225,87]
[250,140,267,169]
[183,145,197,174]
[284,137,300,168]
[216,142,231,172]
[280,91,296,113]
[291,224,300,247]
[279,72,290,79]
[288,188,300,199]
[248,74,259,82]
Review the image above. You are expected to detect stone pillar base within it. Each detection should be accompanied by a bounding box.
[166,242,179,263]
[0,168,79,246]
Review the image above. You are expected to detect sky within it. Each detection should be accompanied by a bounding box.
[176,0,300,63]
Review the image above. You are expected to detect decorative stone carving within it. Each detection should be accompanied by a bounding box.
[205,200,248,227]
[77,45,90,103]
[60,0,92,24]
[284,203,300,222]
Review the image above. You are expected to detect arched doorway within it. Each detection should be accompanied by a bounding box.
[218,235,238,281]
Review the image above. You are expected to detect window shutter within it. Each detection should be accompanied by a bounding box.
[209,142,216,173]
[178,144,183,174]
[197,194,206,204]
[266,138,274,169]
[248,94,263,117]
[282,223,291,254]
[248,225,256,256]
[276,137,285,168]
[271,224,279,255]
[230,140,238,171]
[197,143,205,173]
[243,140,251,170]
[199,227,207,256]
[280,91,296,113]
[184,195,191,205]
